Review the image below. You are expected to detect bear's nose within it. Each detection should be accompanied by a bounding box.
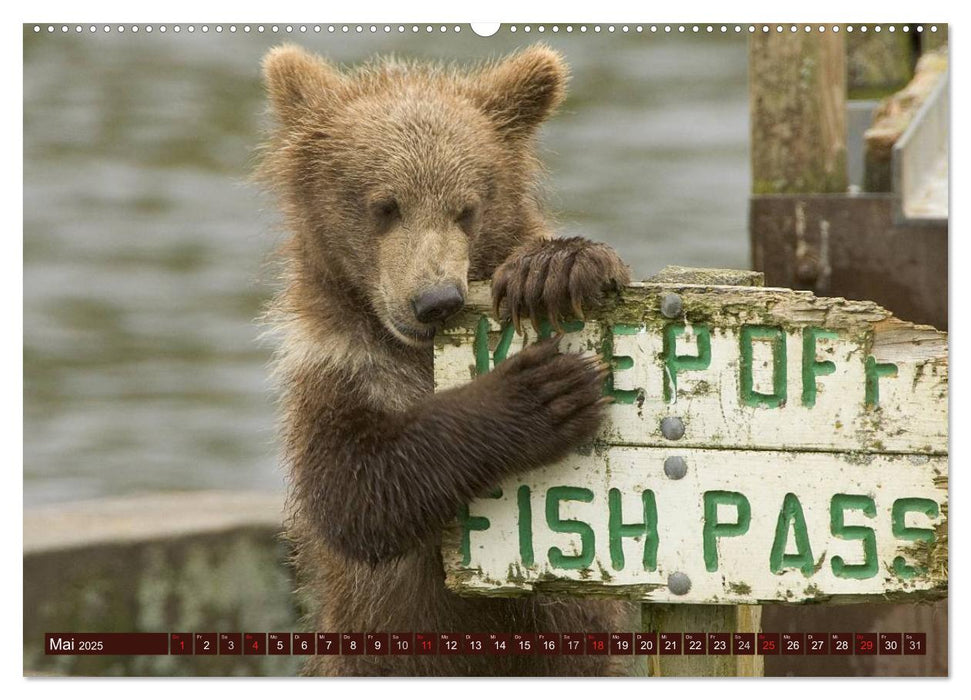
[411,284,465,324]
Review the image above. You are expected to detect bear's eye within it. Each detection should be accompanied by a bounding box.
[456,205,478,235]
[370,198,400,229]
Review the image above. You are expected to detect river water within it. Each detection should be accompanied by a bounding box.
[24,26,750,505]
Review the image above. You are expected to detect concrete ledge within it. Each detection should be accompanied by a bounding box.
[25,491,286,553]
[23,491,301,676]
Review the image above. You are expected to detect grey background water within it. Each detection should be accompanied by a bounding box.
[23,26,750,506]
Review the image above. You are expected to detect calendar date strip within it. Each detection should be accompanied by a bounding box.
[45,632,927,656]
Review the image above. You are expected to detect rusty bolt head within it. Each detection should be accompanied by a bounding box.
[668,572,691,595]
[664,456,688,479]
[660,293,683,319]
[660,416,685,441]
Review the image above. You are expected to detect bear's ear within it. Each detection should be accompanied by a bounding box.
[262,44,340,124]
[475,45,569,138]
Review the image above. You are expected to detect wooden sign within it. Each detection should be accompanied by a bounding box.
[435,280,947,604]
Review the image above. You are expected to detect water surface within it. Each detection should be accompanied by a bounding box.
[24,27,750,504]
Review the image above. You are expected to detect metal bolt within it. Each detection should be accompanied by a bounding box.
[668,572,691,596]
[664,456,687,479]
[660,416,685,441]
[660,293,683,318]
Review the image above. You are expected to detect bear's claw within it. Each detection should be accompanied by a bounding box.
[492,237,631,333]
[491,335,611,449]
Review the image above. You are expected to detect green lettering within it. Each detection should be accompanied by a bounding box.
[474,316,517,375]
[739,325,787,408]
[830,494,878,579]
[458,488,502,565]
[604,324,642,404]
[662,323,712,403]
[458,489,502,566]
[865,356,898,407]
[703,491,751,572]
[892,497,939,579]
[546,486,596,570]
[801,327,838,407]
[474,315,490,375]
[518,485,534,567]
[770,493,815,575]
[608,488,658,571]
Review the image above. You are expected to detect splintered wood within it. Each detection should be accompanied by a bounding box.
[435,281,947,604]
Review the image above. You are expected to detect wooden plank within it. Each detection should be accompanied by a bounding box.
[893,65,948,222]
[435,281,947,606]
[648,265,764,287]
[864,49,948,192]
[443,447,946,603]
[436,284,948,455]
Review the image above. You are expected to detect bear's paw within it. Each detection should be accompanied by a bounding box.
[491,237,631,333]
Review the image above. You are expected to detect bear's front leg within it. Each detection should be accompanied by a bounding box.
[492,237,631,333]
[298,337,610,565]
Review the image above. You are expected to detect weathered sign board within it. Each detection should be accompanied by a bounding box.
[434,279,948,605]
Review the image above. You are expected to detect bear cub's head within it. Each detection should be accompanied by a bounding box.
[261,44,568,347]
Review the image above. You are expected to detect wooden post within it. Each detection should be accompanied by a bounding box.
[749,31,847,194]
[750,31,848,291]
[642,604,763,677]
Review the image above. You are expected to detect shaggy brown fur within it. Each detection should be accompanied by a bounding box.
[258,44,634,676]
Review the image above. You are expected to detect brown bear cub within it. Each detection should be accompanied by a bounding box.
[258,44,637,676]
